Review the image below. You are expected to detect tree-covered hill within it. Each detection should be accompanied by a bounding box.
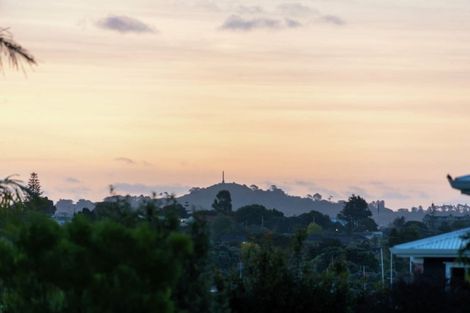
[177,182,345,217]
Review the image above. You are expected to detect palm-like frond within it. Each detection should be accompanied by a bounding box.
[0,175,32,208]
[0,28,36,70]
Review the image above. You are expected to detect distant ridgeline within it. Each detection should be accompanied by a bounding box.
[178,183,345,216]
[177,183,402,224]
[55,182,470,227]
[176,183,470,227]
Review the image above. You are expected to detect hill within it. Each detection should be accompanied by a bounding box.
[54,182,430,227]
[177,182,346,217]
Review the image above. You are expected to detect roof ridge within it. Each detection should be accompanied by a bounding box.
[392,227,470,249]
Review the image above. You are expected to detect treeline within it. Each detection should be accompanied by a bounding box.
[201,192,378,242]
[1,176,470,312]
[0,199,192,311]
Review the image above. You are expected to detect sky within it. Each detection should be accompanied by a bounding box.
[3,0,470,209]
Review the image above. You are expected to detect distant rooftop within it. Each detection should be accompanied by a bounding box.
[391,227,470,258]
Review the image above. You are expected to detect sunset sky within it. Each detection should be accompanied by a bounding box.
[3,0,470,209]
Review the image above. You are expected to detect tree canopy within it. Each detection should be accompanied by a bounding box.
[212,190,232,214]
[337,195,377,232]
[27,172,42,197]
[0,208,192,313]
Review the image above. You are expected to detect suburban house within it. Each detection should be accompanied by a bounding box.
[390,227,470,287]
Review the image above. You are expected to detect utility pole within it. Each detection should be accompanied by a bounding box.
[222,171,225,184]
[363,266,366,290]
[380,247,385,286]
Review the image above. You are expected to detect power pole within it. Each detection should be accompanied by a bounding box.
[363,266,366,290]
[380,248,385,286]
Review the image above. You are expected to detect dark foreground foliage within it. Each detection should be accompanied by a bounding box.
[228,244,352,313]
[357,279,470,313]
[0,187,469,313]
[0,209,192,313]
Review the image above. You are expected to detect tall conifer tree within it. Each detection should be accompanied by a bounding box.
[27,172,41,197]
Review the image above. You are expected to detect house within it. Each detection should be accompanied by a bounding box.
[390,227,470,287]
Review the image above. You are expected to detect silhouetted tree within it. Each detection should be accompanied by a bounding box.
[338,195,377,232]
[312,193,322,201]
[212,190,232,214]
[27,172,41,197]
[229,239,352,313]
[174,217,212,313]
[389,221,428,246]
[163,202,189,218]
[235,204,284,226]
[24,173,56,216]
[210,215,238,241]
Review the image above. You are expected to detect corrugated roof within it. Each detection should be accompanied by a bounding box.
[390,227,470,257]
